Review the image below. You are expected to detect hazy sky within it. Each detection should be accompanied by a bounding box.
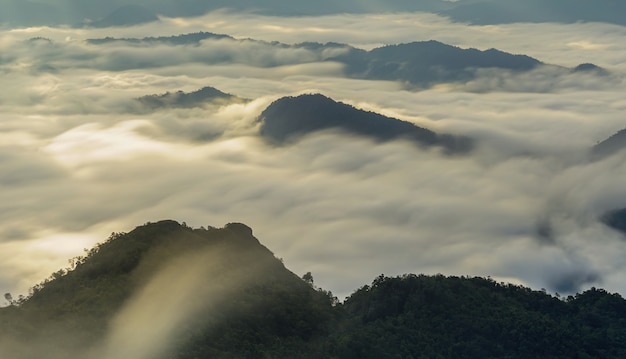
[1,8,626,302]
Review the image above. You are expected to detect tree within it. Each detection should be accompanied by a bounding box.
[302,272,314,287]
[4,292,13,305]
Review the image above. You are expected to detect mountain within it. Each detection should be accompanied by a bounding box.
[0,220,335,358]
[572,63,608,75]
[2,220,626,358]
[86,34,595,89]
[136,86,247,110]
[258,93,474,154]
[328,40,543,87]
[591,127,626,160]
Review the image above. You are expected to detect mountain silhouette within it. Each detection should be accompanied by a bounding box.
[258,93,473,154]
[329,40,542,87]
[85,34,603,89]
[572,63,608,74]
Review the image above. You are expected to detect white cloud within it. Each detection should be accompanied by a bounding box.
[0,11,625,305]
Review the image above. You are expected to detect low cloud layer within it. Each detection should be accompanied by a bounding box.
[1,11,626,305]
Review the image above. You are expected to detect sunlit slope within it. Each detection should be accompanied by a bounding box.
[0,220,335,358]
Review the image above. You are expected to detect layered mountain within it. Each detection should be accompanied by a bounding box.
[85,33,602,90]
[2,220,626,358]
[0,220,335,358]
[591,127,626,161]
[258,93,474,154]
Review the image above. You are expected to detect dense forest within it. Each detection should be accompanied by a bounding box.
[1,220,626,358]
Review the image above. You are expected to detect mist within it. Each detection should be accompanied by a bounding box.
[0,10,625,310]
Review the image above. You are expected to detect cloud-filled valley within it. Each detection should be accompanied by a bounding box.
[1,9,626,307]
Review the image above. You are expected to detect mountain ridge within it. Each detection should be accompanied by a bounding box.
[591,127,626,160]
[258,93,474,154]
[329,40,544,87]
[85,33,603,89]
[2,220,626,358]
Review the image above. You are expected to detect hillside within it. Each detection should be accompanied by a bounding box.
[331,275,626,358]
[0,220,335,358]
[2,221,626,358]
[258,93,473,154]
[592,127,626,160]
[329,40,543,87]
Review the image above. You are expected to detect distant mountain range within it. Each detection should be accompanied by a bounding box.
[2,0,625,27]
[2,220,626,358]
[88,32,601,90]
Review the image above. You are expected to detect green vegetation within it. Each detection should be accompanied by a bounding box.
[326,275,626,358]
[2,220,626,358]
[258,93,473,154]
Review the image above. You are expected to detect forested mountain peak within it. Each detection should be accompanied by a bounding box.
[0,220,335,358]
